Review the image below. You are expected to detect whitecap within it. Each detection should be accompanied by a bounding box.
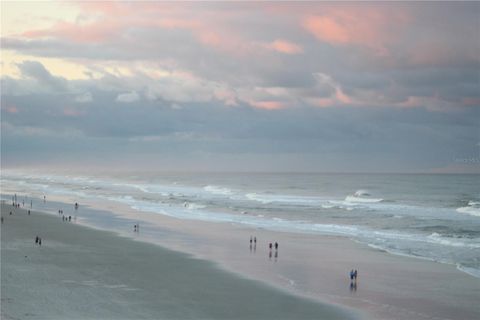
[456,200,480,217]
[345,195,383,203]
[204,185,233,196]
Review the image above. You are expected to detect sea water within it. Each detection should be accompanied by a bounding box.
[2,171,479,278]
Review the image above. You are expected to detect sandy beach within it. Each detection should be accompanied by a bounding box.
[1,204,355,320]
[2,195,479,320]
[104,201,480,320]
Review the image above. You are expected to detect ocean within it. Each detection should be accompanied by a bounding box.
[2,171,479,278]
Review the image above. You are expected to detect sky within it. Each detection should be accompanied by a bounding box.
[1,1,479,173]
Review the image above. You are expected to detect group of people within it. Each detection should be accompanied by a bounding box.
[11,194,33,208]
[35,236,42,246]
[349,269,358,281]
[249,236,257,252]
[269,242,279,251]
[133,224,140,232]
[268,242,279,260]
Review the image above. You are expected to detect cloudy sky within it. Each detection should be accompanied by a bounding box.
[1,1,479,173]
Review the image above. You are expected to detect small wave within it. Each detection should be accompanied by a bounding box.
[456,200,480,217]
[345,195,383,203]
[427,232,480,248]
[183,202,206,210]
[245,193,327,206]
[204,185,233,196]
[354,189,371,197]
[321,204,335,209]
[456,264,480,279]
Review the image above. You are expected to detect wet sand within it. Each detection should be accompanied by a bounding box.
[0,204,354,320]
[117,207,480,320]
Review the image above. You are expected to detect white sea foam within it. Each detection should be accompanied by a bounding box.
[427,232,480,248]
[456,200,480,217]
[245,193,327,206]
[456,264,480,279]
[354,189,371,197]
[183,202,206,210]
[345,195,383,203]
[204,185,233,196]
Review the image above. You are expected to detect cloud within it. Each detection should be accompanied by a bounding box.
[265,39,303,54]
[16,60,68,91]
[302,6,409,57]
[116,91,140,103]
[1,2,479,172]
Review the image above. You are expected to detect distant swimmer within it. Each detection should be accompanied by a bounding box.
[75,202,79,210]
[44,195,46,203]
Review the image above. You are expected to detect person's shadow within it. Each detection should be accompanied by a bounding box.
[349,281,357,292]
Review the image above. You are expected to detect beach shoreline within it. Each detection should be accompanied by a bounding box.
[1,203,356,320]
[2,195,480,320]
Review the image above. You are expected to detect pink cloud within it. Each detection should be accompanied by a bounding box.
[266,39,303,54]
[249,100,286,110]
[302,6,409,55]
[23,20,122,43]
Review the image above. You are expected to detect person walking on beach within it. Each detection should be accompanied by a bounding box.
[350,269,354,281]
[35,236,39,245]
[38,238,42,246]
[269,242,273,250]
[274,242,278,250]
[28,210,30,215]
[354,269,358,280]
[1,217,3,224]
[254,237,257,245]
